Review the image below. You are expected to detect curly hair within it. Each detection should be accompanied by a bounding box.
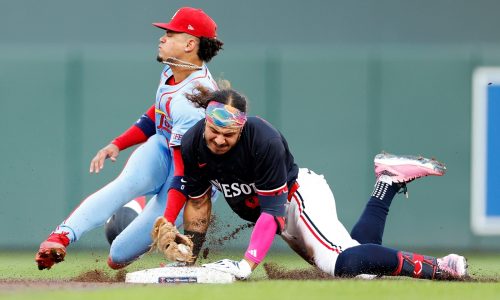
[186,84,248,113]
[198,37,224,62]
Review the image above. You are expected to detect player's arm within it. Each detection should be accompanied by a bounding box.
[163,147,188,223]
[183,190,212,261]
[162,97,205,222]
[89,105,156,173]
[164,131,212,261]
[202,186,287,279]
[242,137,289,267]
[203,138,288,279]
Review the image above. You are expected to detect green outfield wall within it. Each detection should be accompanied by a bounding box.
[1,0,500,251]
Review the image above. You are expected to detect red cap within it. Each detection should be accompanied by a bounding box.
[153,7,217,39]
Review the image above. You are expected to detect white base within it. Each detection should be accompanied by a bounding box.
[125,267,236,284]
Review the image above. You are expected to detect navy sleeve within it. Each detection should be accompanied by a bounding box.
[255,138,289,217]
[180,128,212,199]
[134,114,156,138]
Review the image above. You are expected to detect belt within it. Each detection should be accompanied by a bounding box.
[287,181,300,201]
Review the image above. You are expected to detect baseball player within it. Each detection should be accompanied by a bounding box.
[35,7,223,270]
[173,86,468,280]
[104,197,146,245]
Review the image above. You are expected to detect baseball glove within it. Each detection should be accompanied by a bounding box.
[150,217,195,263]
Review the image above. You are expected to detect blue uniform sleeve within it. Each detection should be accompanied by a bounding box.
[169,95,205,147]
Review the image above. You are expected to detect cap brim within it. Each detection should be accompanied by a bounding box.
[152,22,169,30]
[152,22,184,33]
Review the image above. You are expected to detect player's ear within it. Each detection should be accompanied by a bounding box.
[185,38,198,52]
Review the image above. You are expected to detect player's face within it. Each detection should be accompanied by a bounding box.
[204,123,242,155]
[157,30,189,62]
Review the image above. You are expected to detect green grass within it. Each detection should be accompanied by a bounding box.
[1,251,500,300]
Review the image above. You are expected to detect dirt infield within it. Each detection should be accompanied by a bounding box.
[0,266,331,290]
[0,266,497,291]
[0,269,128,290]
[0,279,127,290]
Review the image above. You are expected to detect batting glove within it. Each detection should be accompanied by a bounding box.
[202,259,252,280]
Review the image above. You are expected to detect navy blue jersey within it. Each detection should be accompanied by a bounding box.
[181,116,299,222]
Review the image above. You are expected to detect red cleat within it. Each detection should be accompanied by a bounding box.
[35,232,70,270]
[107,256,132,270]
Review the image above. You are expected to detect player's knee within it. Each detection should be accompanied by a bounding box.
[334,246,365,277]
[107,255,131,270]
[108,240,136,269]
[108,241,125,264]
[104,202,142,245]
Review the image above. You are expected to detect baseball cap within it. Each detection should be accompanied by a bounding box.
[153,7,217,39]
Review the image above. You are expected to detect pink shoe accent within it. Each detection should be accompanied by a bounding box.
[437,254,468,280]
[374,153,446,183]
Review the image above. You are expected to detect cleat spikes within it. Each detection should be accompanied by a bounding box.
[374,152,446,189]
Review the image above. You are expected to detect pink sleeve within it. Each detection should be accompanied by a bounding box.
[244,212,277,264]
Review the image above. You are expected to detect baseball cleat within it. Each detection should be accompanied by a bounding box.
[35,232,70,270]
[374,152,446,184]
[436,254,468,280]
[107,256,133,270]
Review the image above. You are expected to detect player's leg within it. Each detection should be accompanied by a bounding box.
[104,196,147,245]
[36,135,169,270]
[280,168,360,275]
[281,168,467,281]
[350,152,446,245]
[55,135,170,241]
[107,186,172,269]
[107,181,220,268]
[334,244,468,280]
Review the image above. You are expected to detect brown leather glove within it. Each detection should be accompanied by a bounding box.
[150,217,195,263]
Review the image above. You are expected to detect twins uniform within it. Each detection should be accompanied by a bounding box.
[181,117,360,275]
[54,64,217,264]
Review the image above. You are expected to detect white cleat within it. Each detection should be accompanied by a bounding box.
[437,254,468,280]
[374,152,446,184]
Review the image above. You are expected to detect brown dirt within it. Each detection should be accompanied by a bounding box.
[262,263,500,282]
[198,214,254,261]
[263,262,333,280]
[0,280,126,291]
[0,269,129,291]
[71,269,127,282]
[211,222,254,246]
[0,268,496,290]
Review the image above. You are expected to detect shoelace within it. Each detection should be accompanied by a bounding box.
[397,183,409,198]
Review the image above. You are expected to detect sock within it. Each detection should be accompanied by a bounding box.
[334,245,439,280]
[334,244,399,277]
[54,225,76,244]
[350,175,399,244]
[392,251,438,279]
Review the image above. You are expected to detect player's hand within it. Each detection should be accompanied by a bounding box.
[89,143,120,173]
[202,259,252,280]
